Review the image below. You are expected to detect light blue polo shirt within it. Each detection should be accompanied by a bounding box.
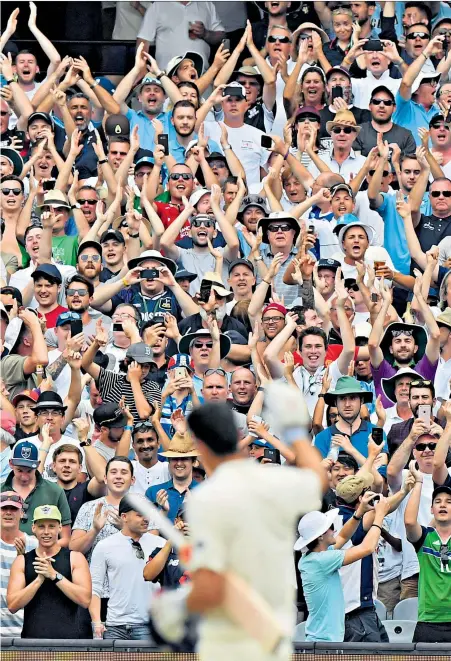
[299,548,346,642]
[168,129,222,164]
[314,421,388,474]
[126,109,171,152]
[393,92,440,146]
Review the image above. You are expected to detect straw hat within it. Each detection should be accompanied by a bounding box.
[326,110,361,136]
[160,431,200,458]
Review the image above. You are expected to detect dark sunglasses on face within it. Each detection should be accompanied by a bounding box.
[415,442,437,452]
[332,126,356,134]
[191,217,215,228]
[369,170,390,177]
[0,111,9,116]
[169,172,194,181]
[371,98,394,106]
[66,288,89,296]
[77,199,97,205]
[79,254,101,262]
[431,190,451,197]
[406,32,430,40]
[346,284,360,292]
[430,123,450,130]
[193,341,213,349]
[267,223,292,232]
[237,79,259,87]
[268,35,292,44]
[1,188,22,196]
[297,116,319,123]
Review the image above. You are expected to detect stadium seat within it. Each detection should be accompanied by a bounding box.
[293,622,306,642]
[374,598,387,621]
[393,598,418,621]
[382,620,416,643]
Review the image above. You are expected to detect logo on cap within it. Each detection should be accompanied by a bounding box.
[40,505,52,515]
[115,125,121,134]
[145,346,152,356]
[21,446,32,459]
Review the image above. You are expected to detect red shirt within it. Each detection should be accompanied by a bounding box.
[38,305,69,329]
[295,345,359,367]
[154,201,190,242]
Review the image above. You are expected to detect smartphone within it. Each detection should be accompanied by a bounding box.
[42,179,56,191]
[152,315,166,325]
[418,404,431,424]
[308,224,315,234]
[13,130,26,144]
[372,427,384,446]
[224,85,243,98]
[141,268,159,280]
[261,135,273,149]
[222,38,231,50]
[157,134,169,156]
[70,319,84,336]
[264,447,281,464]
[362,39,383,52]
[368,494,381,507]
[446,110,451,125]
[174,367,187,381]
[249,415,262,438]
[371,293,378,303]
[331,85,344,101]
[113,323,123,332]
[199,281,212,303]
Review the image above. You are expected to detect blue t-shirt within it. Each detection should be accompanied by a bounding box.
[393,93,440,146]
[145,478,199,522]
[126,109,171,152]
[299,548,346,641]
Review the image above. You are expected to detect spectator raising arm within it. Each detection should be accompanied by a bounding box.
[73,56,121,115]
[210,184,239,262]
[368,280,392,369]
[27,1,61,78]
[404,461,425,543]
[160,199,197,261]
[113,43,148,114]
[0,53,34,129]
[399,36,444,102]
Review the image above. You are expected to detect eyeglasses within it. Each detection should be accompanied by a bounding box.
[77,198,97,206]
[191,217,215,229]
[267,223,292,232]
[430,122,450,131]
[0,494,23,504]
[169,172,194,181]
[268,35,292,44]
[66,288,89,296]
[332,126,356,134]
[112,313,136,322]
[262,316,285,324]
[237,79,260,88]
[329,307,353,313]
[370,98,394,106]
[431,190,451,197]
[415,442,437,452]
[204,368,227,377]
[130,539,145,560]
[369,170,390,177]
[79,254,101,262]
[192,341,213,349]
[406,32,430,40]
[37,409,64,416]
[1,188,22,196]
[134,421,155,432]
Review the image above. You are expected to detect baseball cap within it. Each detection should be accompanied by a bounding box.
[134,156,155,171]
[189,188,210,207]
[95,77,116,94]
[93,402,128,429]
[12,389,39,407]
[32,505,62,523]
[126,342,156,364]
[31,263,62,285]
[27,111,55,130]
[336,472,374,503]
[105,113,130,136]
[228,258,255,275]
[262,302,287,317]
[139,75,165,92]
[432,485,451,501]
[56,311,81,328]
[11,441,39,469]
[294,106,321,122]
[330,182,354,199]
[77,240,102,258]
[167,353,194,372]
[100,229,125,245]
[0,492,24,509]
[326,66,351,81]
[317,258,341,272]
[206,151,228,165]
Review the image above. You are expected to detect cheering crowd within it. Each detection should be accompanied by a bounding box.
[0,0,451,650]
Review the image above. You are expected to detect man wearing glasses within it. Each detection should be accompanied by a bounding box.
[409,177,451,258]
[89,495,166,640]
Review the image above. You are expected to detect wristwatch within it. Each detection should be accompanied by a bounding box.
[128,233,139,238]
[254,255,263,262]
[53,572,64,582]
[98,158,108,165]
[80,439,92,447]
[71,203,81,210]
[90,80,99,89]
[223,144,231,150]
[352,513,362,521]
[156,70,166,80]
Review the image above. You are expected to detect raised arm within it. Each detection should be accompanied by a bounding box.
[27,1,61,76]
[73,56,121,115]
[368,136,390,209]
[160,199,195,261]
[214,26,249,87]
[334,272,355,374]
[218,123,245,179]
[0,8,19,53]
[210,184,239,261]
[113,43,148,112]
[412,270,441,363]
[404,462,424,543]
[0,54,34,126]
[399,37,443,101]
[367,281,392,369]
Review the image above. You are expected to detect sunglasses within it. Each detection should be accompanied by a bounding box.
[77,199,97,206]
[0,110,9,116]
[169,172,193,181]
[66,288,89,296]
[191,217,215,228]
[267,223,292,232]
[297,116,319,123]
[130,539,145,560]
[0,494,23,504]
[192,341,213,349]
[371,98,394,106]
[406,32,430,40]
[204,368,227,377]
[79,254,101,262]
[346,284,360,292]
[332,126,356,134]
[431,190,451,197]
[392,329,414,337]
[430,123,450,130]
[237,79,260,87]
[369,170,390,177]
[410,379,432,387]
[268,35,292,44]
[134,421,155,432]
[415,442,437,452]
[1,188,22,196]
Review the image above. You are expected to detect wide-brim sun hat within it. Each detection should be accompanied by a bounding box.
[338,220,375,246]
[326,109,361,136]
[294,508,339,551]
[159,431,201,458]
[324,376,373,406]
[381,367,421,404]
[380,322,428,367]
[178,328,231,359]
[257,212,301,245]
[127,249,177,275]
[1,147,24,176]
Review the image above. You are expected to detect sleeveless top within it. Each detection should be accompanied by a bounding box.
[22,548,80,638]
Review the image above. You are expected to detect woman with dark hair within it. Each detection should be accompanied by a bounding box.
[287,107,328,176]
[284,66,327,118]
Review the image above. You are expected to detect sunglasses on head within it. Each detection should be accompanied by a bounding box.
[79,254,101,262]
[77,198,97,205]
[134,421,154,432]
[406,32,430,40]
[204,368,227,377]
[191,217,215,228]
[66,288,89,296]
[169,172,193,181]
[369,170,390,177]
[431,190,451,197]
[332,126,356,134]
[415,442,437,452]
[410,379,432,387]
[268,35,292,44]
[1,188,22,196]
[371,98,394,106]
[0,494,22,504]
[267,223,292,232]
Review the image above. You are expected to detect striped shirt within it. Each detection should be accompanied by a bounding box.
[96,368,162,422]
[1,534,38,636]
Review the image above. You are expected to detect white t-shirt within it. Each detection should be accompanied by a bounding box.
[187,459,321,659]
[130,460,171,495]
[112,1,152,39]
[28,434,87,482]
[330,246,395,280]
[204,121,270,186]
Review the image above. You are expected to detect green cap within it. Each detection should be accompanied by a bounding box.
[32,505,62,523]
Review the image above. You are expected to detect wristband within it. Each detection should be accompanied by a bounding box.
[223,144,231,150]
[5,78,15,85]
[352,513,362,521]
[122,277,130,288]
[257,386,265,392]
[80,439,92,447]
[318,393,325,398]
[124,425,133,431]
[128,232,139,238]
[156,70,166,80]
[40,448,49,454]
[263,278,271,284]
[371,524,382,531]
[254,255,263,262]
[283,147,290,160]
[98,158,108,165]
[90,80,99,89]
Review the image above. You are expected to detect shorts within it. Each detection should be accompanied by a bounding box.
[413,621,451,643]
[377,575,401,614]
[344,608,389,643]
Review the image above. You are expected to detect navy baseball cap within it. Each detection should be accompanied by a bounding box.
[31,263,62,284]
[100,229,125,244]
[11,441,39,469]
[317,258,341,272]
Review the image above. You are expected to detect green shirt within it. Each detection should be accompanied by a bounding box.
[1,470,72,535]
[51,236,78,267]
[414,526,451,623]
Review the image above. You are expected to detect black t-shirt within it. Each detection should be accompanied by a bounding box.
[64,481,96,524]
[415,214,451,257]
[178,313,248,340]
[148,546,187,587]
[14,428,37,442]
[356,122,417,157]
[319,106,371,140]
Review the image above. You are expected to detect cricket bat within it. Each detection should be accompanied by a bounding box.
[126,494,288,653]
